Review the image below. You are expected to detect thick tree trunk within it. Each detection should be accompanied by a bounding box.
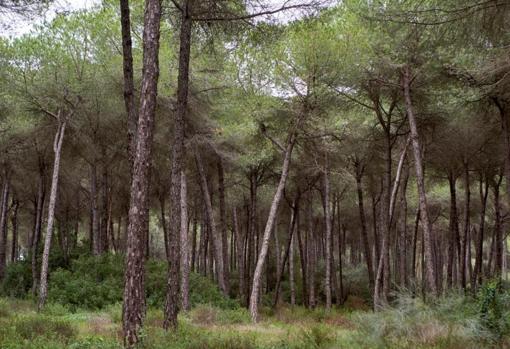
[402,66,437,296]
[122,0,161,345]
[249,134,296,322]
[180,171,190,311]
[0,179,10,280]
[38,119,66,309]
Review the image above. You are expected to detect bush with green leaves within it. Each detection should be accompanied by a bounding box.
[477,279,510,341]
[2,253,240,311]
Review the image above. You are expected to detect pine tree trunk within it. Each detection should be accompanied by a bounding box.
[461,161,470,290]
[249,134,296,322]
[354,161,374,291]
[100,161,109,253]
[402,66,437,296]
[10,198,18,262]
[122,0,161,344]
[233,207,245,301]
[39,119,66,309]
[217,158,230,294]
[90,162,100,255]
[322,156,332,309]
[0,178,10,280]
[31,170,45,296]
[194,146,226,294]
[493,173,503,277]
[473,174,489,289]
[180,171,190,311]
[119,0,138,167]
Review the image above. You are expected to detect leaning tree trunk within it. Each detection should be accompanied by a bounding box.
[180,171,190,311]
[250,134,297,322]
[0,178,10,280]
[402,65,437,296]
[122,0,161,345]
[194,145,227,294]
[38,119,66,310]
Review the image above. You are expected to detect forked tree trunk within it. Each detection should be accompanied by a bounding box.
[402,66,437,296]
[122,0,161,345]
[39,119,66,309]
[180,171,190,311]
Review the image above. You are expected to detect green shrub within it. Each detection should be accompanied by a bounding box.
[477,280,510,341]
[0,260,32,298]
[14,315,77,343]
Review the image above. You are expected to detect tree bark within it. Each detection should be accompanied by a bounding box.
[354,160,374,291]
[322,156,332,309]
[10,198,18,262]
[180,171,190,311]
[163,0,192,330]
[0,178,10,280]
[249,134,296,322]
[119,0,138,167]
[38,118,66,309]
[217,158,230,294]
[473,173,489,289]
[90,162,100,255]
[31,169,45,296]
[122,0,161,345]
[233,206,245,300]
[402,66,437,296]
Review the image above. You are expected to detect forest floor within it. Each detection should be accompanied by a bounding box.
[0,295,508,349]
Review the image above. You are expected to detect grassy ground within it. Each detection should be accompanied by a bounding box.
[0,295,508,349]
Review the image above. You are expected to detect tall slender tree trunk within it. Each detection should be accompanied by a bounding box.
[233,207,245,300]
[122,0,161,345]
[194,146,226,295]
[100,161,109,253]
[249,133,296,322]
[447,173,460,289]
[31,169,45,296]
[289,230,296,306]
[119,0,138,167]
[0,178,10,280]
[180,171,190,311]
[322,155,332,309]
[402,66,437,296]
[473,173,489,289]
[90,162,100,255]
[39,119,67,309]
[354,161,374,291]
[492,173,503,277]
[217,158,230,294]
[461,161,470,290]
[10,198,18,262]
[163,0,192,330]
